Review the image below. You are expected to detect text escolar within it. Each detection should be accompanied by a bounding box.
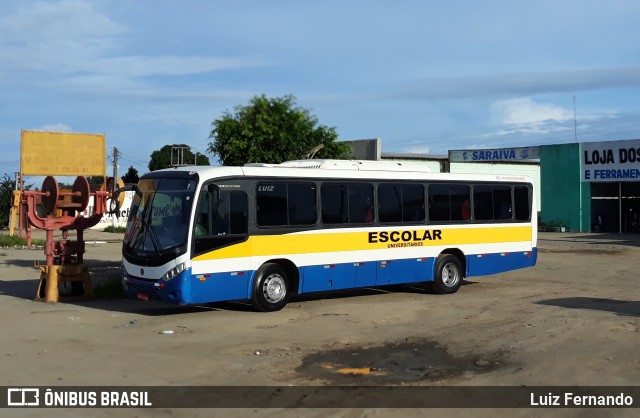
[368,230,442,244]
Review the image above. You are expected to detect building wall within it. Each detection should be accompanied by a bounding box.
[450,162,542,212]
[342,138,381,160]
[539,144,591,231]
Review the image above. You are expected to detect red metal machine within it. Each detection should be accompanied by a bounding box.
[17,175,114,302]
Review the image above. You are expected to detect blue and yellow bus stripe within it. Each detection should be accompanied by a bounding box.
[193,225,533,261]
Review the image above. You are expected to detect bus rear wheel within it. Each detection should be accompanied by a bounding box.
[252,263,290,312]
[430,254,463,294]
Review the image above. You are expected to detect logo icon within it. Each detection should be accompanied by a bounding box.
[7,388,40,406]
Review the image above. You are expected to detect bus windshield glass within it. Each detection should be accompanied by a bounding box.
[124,177,197,257]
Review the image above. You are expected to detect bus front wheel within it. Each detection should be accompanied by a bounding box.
[252,263,290,312]
[430,254,463,294]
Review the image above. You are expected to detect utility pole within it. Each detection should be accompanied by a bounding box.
[112,147,119,227]
[112,146,119,181]
[8,171,20,236]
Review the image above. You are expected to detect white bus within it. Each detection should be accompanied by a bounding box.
[121,160,537,311]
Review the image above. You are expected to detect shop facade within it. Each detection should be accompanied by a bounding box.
[347,138,640,233]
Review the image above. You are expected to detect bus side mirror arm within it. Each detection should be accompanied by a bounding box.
[108,184,136,216]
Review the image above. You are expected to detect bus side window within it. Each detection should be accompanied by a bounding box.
[211,200,229,235]
[378,183,402,223]
[473,185,512,221]
[195,189,247,237]
[195,212,208,236]
[321,183,373,225]
[514,186,531,221]
[379,183,424,223]
[194,191,211,236]
[403,184,425,222]
[349,183,373,224]
[428,184,469,222]
[288,183,317,225]
[493,186,512,220]
[473,185,493,221]
[192,189,248,256]
[449,185,470,221]
[321,184,348,224]
[462,199,471,220]
[256,183,287,226]
[228,192,248,233]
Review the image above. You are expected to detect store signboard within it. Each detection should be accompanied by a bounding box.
[449,147,539,162]
[21,130,106,176]
[581,140,640,182]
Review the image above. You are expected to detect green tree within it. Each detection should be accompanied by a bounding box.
[148,144,210,171]
[0,174,14,228]
[208,94,350,166]
[0,174,32,229]
[87,176,104,186]
[121,166,140,184]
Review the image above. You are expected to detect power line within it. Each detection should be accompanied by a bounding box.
[117,150,149,166]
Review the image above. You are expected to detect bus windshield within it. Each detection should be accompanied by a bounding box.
[124,177,197,259]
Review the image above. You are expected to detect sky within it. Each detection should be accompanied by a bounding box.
[2,0,640,182]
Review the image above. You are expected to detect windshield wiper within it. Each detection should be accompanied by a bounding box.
[139,192,164,256]
[147,222,164,256]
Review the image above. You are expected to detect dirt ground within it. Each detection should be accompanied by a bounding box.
[0,231,638,417]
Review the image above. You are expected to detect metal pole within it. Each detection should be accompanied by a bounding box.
[112,147,118,227]
[573,95,578,143]
[578,143,583,232]
[619,182,622,234]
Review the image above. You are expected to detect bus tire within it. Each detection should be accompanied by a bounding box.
[252,263,290,312]
[431,254,463,294]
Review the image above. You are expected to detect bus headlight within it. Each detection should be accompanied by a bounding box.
[161,263,186,281]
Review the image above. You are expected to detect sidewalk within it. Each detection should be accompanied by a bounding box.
[538,231,640,248]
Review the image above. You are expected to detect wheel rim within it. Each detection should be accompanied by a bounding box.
[441,262,460,287]
[263,273,286,303]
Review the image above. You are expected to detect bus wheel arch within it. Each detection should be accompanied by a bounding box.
[440,248,466,273]
[251,259,299,312]
[430,249,465,294]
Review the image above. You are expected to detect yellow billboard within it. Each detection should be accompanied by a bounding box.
[21,130,106,176]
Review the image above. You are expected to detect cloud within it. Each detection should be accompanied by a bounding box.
[34,123,73,132]
[386,67,640,101]
[0,0,124,74]
[0,1,270,81]
[92,55,270,78]
[399,145,432,154]
[491,97,572,126]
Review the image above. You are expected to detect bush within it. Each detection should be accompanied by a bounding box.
[103,226,126,233]
[0,233,45,247]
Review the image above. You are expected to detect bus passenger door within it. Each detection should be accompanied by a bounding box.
[191,186,250,303]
